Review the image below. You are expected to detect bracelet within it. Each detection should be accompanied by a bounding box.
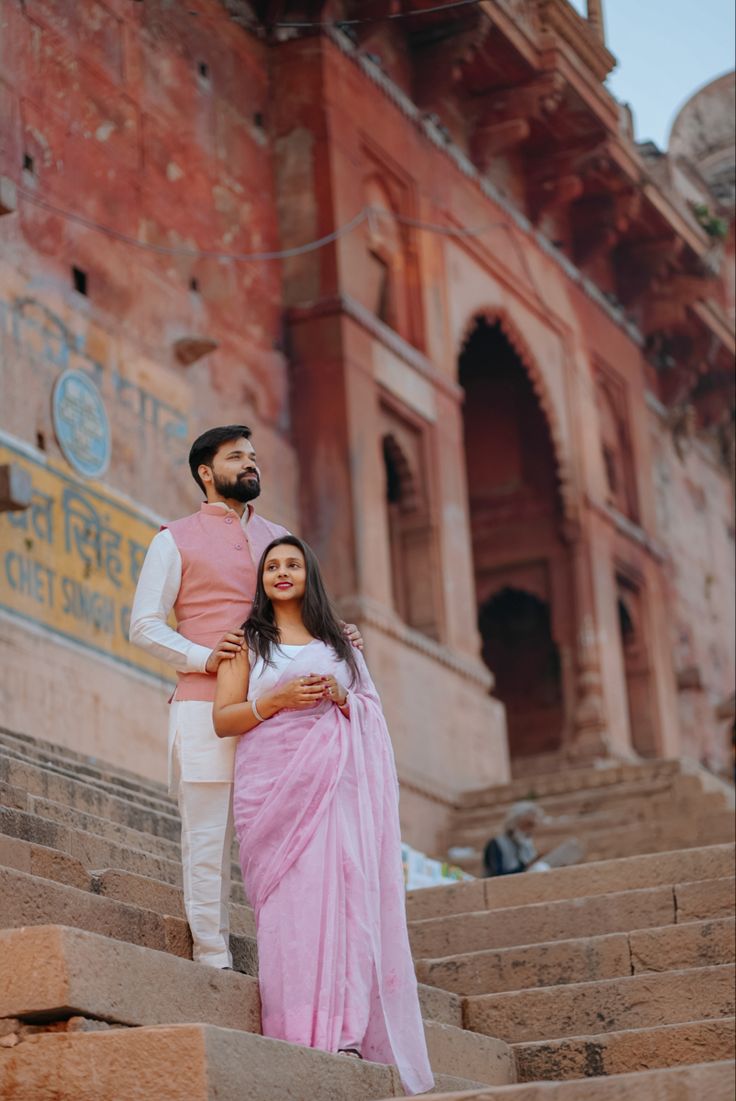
[251,698,265,723]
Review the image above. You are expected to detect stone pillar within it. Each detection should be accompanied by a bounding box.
[568,527,611,758]
[586,0,606,43]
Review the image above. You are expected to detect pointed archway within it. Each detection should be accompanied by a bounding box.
[459,315,575,760]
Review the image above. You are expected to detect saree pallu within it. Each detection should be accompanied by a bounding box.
[233,641,434,1096]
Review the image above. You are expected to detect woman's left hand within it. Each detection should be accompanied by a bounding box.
[322,675,348,707]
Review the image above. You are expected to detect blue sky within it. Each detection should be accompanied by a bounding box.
[569,0,735,147]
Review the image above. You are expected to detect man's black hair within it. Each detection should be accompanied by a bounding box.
[188,425,252,494]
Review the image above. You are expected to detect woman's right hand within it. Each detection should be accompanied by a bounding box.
[275,674,327,710]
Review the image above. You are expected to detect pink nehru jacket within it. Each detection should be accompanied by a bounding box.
[163,503,288,702]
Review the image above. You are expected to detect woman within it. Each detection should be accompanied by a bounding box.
[213,535,433,1095]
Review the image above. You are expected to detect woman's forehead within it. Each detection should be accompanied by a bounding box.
[265,544,304,562]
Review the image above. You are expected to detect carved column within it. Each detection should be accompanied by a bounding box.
[567,524,610,757]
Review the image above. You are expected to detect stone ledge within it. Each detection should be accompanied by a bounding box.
[382,1060,736,1099]
[465,964,736,1044]
[513,1017,736,1081]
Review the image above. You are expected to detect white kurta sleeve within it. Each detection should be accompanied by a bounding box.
[129,529,212,673]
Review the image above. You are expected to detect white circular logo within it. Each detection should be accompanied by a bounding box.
[52,370,111,479]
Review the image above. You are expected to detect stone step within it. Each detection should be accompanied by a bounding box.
[415,918,735,995]
[1,779,249,900]
[0,1022,402,1100]
[0,825,247,914]
[0,864,458,1029]
[0,924,261,1032]
[25,793,181,862]
[0,865,258,975]
[91,867,255,935]
[382,1061,736,1100]
[407,844,735,922]
[451,774,707,823]
[450,796,724,849]
[464,964,735,1043]
[513,1017,736,1081]
[0,741,177,820]
[454,760,684,808]
[0,832,254,934]
[0,924,511,1087]
[0,805,184,886]
[449,809,736,852]
[0,755,180,843]
[449,820,736,876]
[410,878,735,959]
[0,726,173,804]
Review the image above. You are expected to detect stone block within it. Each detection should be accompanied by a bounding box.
[27,795,180,861]
[416,931,632,995]
[0,867,187,958]
[90,869,255,937]
[0,1023,401,1100]
[409,884,675,958]
[481,844,735,912]
[423,1021,514,1087]
[0,925,261,1033]
[630,918,735,973]
[513,1017,736,1081]
[417,984,463,1028]
[389,1060,736,1099]
[0,756,179,841]
[676,877,735,922]
[464,965,735,1043]
[407,844,735,921]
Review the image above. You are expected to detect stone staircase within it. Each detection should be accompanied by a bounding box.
[443,757,736,873]
[0,725,733,1099]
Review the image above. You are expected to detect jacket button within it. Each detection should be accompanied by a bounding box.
[234,543,243,550]
[225,517,233,524]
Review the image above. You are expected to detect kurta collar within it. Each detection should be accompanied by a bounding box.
[199,502,254,523]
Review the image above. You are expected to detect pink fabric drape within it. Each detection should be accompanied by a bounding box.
[233,641,434,1095]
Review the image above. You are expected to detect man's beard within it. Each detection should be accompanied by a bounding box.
[213,471,261,503]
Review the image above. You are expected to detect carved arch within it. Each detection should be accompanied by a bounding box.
[382,433,419,513]
[458,308,577,522]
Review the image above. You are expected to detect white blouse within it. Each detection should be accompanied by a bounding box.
[247,643,311,700]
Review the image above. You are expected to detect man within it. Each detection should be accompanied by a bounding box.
[130,425,360,968]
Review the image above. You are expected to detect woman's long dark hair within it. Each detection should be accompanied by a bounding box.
[244,535,359,684]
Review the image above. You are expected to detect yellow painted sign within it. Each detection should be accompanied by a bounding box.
[0,438,173,685]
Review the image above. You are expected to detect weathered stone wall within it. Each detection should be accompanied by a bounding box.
[0,0,298,780]
[0,2,733,836]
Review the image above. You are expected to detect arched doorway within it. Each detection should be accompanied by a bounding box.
[459,316,574,760]
[479,588,563,756]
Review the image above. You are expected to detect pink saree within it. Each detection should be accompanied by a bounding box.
[233,641,434,1095]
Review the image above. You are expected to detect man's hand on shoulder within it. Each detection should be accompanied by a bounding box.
[342,622,363,651]
[205,629,246,674]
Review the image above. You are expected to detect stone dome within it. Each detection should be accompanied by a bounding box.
[668,71,735,207]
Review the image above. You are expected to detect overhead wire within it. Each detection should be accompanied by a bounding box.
[16,186,510,262]
[270,0,484,29]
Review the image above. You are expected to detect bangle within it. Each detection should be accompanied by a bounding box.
[251,698,265,723]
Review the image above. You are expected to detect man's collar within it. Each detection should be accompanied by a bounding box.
[199,501,254,522]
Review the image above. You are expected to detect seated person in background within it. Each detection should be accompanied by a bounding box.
[483,801,547,877]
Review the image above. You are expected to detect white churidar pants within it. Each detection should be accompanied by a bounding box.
[169,700,238,969]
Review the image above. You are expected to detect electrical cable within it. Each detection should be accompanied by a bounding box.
[15,186,509,261]
[272,0,484,29]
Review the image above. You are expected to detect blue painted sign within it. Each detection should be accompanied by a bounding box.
[52,369,111,479]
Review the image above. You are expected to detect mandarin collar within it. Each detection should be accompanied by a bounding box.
[199,502,254,522]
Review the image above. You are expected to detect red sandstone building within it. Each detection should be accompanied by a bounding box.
[0,1,733,847]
